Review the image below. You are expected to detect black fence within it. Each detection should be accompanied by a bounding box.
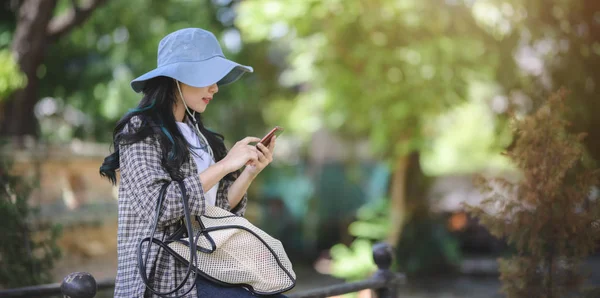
[0,242,404,298]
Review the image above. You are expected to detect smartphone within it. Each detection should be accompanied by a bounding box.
[259,126,284,146]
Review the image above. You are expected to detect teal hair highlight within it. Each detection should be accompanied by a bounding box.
[127,99,156,114]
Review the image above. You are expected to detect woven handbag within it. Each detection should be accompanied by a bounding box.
[138,180,296,298]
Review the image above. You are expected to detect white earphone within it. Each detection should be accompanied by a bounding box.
[175,80,215,159]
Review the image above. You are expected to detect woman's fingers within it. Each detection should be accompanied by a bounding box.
[237,136,262,146]
[268,136,276,152]
[238,136,277,171]
[243,146,259,167]
[257,142,273,162]
[246,145,259,161]
[256,148,267,162]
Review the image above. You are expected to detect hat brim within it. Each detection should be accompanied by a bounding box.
[130,56,253,93]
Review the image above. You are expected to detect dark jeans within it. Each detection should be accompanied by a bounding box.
[195,275,288,298]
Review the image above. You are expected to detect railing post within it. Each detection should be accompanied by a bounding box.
[60,272,97,298]
[372,242,403,298]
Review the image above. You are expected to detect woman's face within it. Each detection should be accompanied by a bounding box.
[178,81,219,113]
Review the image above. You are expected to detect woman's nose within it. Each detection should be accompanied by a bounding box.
[210,83,218,94]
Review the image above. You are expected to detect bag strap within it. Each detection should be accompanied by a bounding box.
[137,180,199,298]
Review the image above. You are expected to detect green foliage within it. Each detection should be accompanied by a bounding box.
[330,197,461,280]
[421,82,515,176]
[347,200,390,240]
[329,200,389,281]
[330,238,377,282]
[0,50,26,101]
[0,144,62,288]
[466,89,600,298]
[237,0,500,159]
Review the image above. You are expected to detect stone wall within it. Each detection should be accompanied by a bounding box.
[7,141,117,223]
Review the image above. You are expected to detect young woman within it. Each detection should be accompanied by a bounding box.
[100,28,283,298]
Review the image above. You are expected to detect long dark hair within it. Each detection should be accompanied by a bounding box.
[99,76,234,184]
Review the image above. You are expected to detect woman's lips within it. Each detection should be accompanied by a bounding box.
[202,97,212,104]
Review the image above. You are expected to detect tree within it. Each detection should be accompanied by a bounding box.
[237,0,501,272]
[0,0,108,142]
[467,89,600,298]
[0,0,280,144]
[481,0,600,164]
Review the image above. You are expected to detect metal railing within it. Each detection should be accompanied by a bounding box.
[0,242,405,298]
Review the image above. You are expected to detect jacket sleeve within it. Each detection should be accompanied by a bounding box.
[119,131,206,229]
[215,176,248,216]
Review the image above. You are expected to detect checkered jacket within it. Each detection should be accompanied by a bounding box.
[113,115,247,297]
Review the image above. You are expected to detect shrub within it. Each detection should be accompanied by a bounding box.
[467,89,600,298]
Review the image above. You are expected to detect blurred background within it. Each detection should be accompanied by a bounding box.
[1,0,599,297]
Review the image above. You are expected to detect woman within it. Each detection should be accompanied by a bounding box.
[100,28,283,297]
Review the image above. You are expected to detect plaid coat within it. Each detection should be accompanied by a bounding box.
[114,115,248,298]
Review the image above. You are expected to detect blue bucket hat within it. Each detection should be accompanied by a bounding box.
[130,28,253,93]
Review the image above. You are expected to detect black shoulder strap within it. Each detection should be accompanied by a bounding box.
[137,180,199,298]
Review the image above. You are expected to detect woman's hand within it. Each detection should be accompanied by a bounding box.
[219,137,261,173]
[244,136,276,177]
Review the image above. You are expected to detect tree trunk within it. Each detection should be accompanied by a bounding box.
[387,154,410,245]
[0,0,108,143]
[0,0,57,141]
[387,152,431,245]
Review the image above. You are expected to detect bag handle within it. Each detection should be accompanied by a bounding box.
[137,180,199,298]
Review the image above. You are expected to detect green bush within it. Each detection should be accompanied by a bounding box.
[330,197,462,284]
[329,199,390,282]
[0,143,62,288]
